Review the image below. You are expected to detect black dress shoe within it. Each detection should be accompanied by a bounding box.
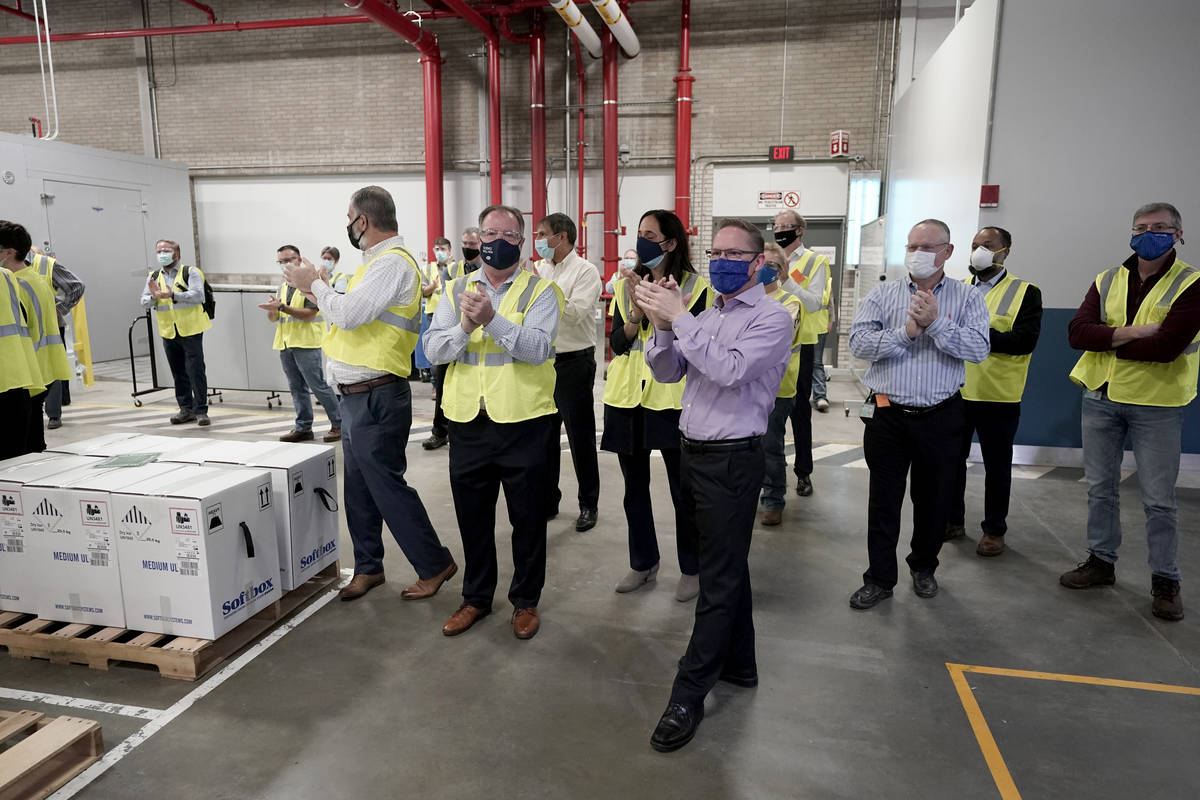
[422,433,448,450]
[650,702,704,753]
[911,570,939,599]
[575,508,598,532]
[795,474,813,497]
[849,583,893,610]
[718,667,759,688]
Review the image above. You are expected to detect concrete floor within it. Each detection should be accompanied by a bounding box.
[4,367,1200,799]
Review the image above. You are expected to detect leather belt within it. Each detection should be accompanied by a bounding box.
[337,374,400,395]
[878,391,961,416]
[680,435,761,453]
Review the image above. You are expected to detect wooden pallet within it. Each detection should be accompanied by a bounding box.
[0,709,103,800]
[0,562,339,681]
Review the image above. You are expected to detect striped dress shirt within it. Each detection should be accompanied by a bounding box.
[849,273,991,407]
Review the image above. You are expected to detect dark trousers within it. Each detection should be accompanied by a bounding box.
[26,390,47,453]
[45,379,67,420]
[449,413,555,611]
[670,439,763,707]
[950,400,1021,537]
[862,395,966,589]
[789,343,816,477]
[619,447,698,574]
[162,332,208,414]
[547,348,601,513]
[340,379,452,578]
[430,363,449,437]
[2,388,33,460]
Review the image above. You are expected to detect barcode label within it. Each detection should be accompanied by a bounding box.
[180,559,199,577]
[4,542,22,553]
[90,551,109,567]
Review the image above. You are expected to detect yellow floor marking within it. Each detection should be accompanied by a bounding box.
[71,402,284,418]
[947,662,1200,800]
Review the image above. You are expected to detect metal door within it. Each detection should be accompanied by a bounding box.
[41,180,149,362]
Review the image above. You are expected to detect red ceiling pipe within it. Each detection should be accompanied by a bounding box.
[0,3,36,23]
[497,11,546,224]
[351,0,444,256]
[576,43,587,255]
[674,0,694,234]
[601,27,619,282]
[442,0,502,205]
[177,0,216,24]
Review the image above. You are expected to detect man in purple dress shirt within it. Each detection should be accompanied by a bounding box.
[635,218,794,753]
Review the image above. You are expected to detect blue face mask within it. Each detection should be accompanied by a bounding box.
[1130,231,1176,261]
[534,237,556,261]
[709,258,753,294]
[480,238,521,270]
[636,236,667,268]
[757,264,779,285]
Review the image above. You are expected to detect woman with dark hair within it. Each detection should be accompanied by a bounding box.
[601,209,712,601]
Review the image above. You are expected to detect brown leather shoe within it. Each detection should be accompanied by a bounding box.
[760,509,782,526]
[976,534,1006,557]
[280,429,315,443]
[442,604,489,636]
[323,428,342,443]
[513,607,540,640]
[339,572,385,601]
[401,560,458,600]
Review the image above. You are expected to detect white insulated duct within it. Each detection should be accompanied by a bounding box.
[549,0,602,58]
[589,0,639,58]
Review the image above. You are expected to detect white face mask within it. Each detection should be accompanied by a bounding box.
[905,248,942,280]
[970,246,1002,270]
[434,250,450,263]
[621,257,637,270]
[156,251,174,267]
[322,258,335,270]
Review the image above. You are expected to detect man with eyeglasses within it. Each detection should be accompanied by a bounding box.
[773,211,831,497]
[1063,202,1198,622]
[635,218,793,752]
[425,204,565,641]
[284,185,457,604]
[534,212,603,532]
[847,218,990,611]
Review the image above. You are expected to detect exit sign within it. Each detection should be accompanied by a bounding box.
[769,145,794,162]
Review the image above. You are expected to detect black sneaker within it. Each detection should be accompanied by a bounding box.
[422,433,448,450]
[170,409,196,424]
[1059,554,1116,589]
[944,523,967,541]
[1151,575,1184,621]
[196,413,211,427]
[47,418,62,430]
[849,583,893,610]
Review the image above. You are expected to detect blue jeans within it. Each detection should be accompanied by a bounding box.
[812,332,828,401]
[1082,393,1184,580]
[761,395,795,511]
[280,348,342,432]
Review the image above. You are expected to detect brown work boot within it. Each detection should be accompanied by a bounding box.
[1059,555,1116,589]
[1151,575,1184,621]
[976,534,1006,557]
[760,509,782,526]
[442,604,489,636]
[339,572,385,601]
[513,607,540,640]
[401,560,458,600]
[280,429,315,443]
[944,522,967,541]
[323,428,342,443]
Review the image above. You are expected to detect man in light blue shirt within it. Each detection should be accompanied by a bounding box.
[847,218,990,610]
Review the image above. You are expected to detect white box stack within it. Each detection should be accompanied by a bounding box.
[49,433,200,460]
[107,464,282,640]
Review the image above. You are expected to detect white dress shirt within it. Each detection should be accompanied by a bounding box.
[536,250,601,354]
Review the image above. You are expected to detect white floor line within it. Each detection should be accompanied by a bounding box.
[843,458,869,469]
[50,574,349,799]
[56,407,158,421]
[205,418,295,434]
[0,687,162,720]
[811,442,860,460]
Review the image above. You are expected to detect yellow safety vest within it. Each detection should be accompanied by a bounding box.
[426,259,474,315]
[1069,259,1200,407]
[152,265,211,339]
[28,253,55,290]
[272,282,326,350]
[601,272,712,410]
[323,246,423,377]
[14,268,71,383]
[789,249,832,344]
[962,273,1035,403]
[0,269,44,394]
[330,270,348,294]
[441,269,564,424]
[770,287,805,399]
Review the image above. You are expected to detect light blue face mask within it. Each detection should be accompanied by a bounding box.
[156,251,174,267]
[535,237,556,261]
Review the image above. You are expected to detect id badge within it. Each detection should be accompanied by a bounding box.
[1083,388,1104,401]
[859,401,876,419]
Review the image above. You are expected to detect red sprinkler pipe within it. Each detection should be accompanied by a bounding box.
[674,0,694,233]
[177,0,216,24]
[601,27,620,282]
[442,0,502,205]
[0,3,36,23]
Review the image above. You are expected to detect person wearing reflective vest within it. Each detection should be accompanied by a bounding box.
[318,246,346,294]
[13,270,71,455]
[1062,202,1200,622]
[947,227,1042,558]
[603,210,712,600]
[424,204,564,642]
[283,185,457,604]
[413,238,449,384]
[0,224,46,459]
[261,245,341,444]
[423,227,484,451]
[758,242,806,527]
[24,246,84,430]
[774,210,830,498]
[140,238,212,426]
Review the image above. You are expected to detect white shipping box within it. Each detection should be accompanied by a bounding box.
[108,464,282,640]
[0,453,105,613]
[187,441,339,590]
[24,461,187,627]
[49,433,199,460]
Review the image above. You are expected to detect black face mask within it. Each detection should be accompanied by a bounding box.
[774,229,799,248]
[461,247,480,263]
[346,214,366,250]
